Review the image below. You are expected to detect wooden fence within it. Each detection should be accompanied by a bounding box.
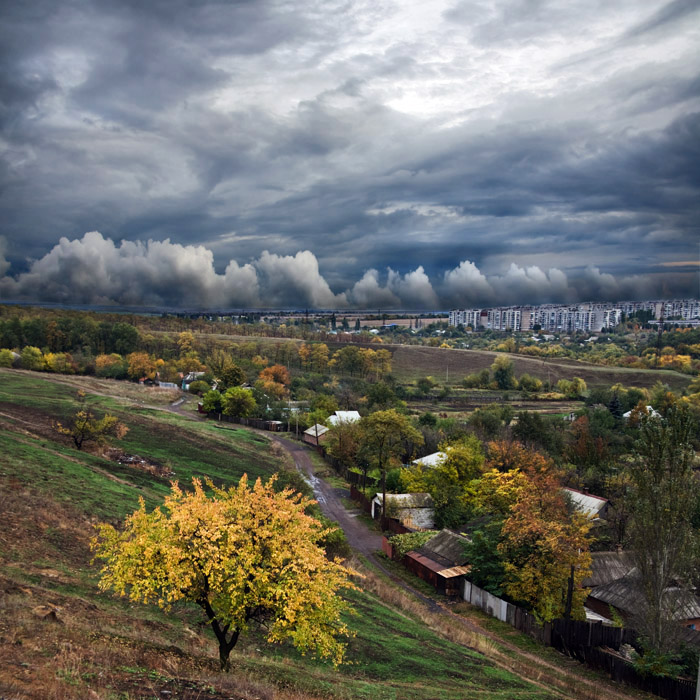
[205,412,285,431]
[463,579,696,700]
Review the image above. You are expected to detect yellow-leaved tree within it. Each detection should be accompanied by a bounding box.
[54,390,128,450]
[92,475,356,671]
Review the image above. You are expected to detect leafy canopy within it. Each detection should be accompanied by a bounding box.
[54,390,128,450]
[92,475,356,670]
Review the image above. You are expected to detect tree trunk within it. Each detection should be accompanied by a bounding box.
[199,598,240,672]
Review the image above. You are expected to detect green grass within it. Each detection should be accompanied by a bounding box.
[0,369,561,699]
[235,587,556,699]
[0,370,284,505]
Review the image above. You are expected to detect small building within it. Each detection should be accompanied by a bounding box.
[182,371,206,391]
[622,406,660,420]
[403,529,471,597]
[303,424,329,446]
[327,410,361,426]
[563,487,609,520]
[586,571,700,630]
[412,451,447,468]
[371,493,435,529]
[583,551,635,589]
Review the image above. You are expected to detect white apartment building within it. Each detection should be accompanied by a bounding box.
[449,299,698,332]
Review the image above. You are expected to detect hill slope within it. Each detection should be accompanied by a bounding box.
[0,370,556,699]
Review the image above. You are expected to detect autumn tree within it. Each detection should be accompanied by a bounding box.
[126,351,157,380]
[627,406,700,654]
[54,391,128,450]
[497,464,592,622]
[257,364,291,399]
[92,476,356,671]
[177,331,197,356]
[95,353,128,379]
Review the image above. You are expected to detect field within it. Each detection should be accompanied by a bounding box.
[0,369,558,700]
[389,344,692,390]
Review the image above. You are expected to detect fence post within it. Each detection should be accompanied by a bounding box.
[695,655,700,700]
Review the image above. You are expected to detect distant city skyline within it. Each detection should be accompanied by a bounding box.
[1,0,698,309]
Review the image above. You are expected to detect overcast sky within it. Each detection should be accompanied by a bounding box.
[0,0,698,309]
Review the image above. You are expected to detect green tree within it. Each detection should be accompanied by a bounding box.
[20,346,44,370]
[202,389,222,413]
[219,363,246,390]
[0,348,15,367]
[628,406,700,655]
[491,356,515,390]
[416,376,435,396]
[360,410,423,524]
[92,476,356,671]
[221,386,257,418]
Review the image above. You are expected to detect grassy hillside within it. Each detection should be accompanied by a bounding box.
[0,370,557,699]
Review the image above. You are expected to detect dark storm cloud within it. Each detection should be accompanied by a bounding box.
[0,0,697,308]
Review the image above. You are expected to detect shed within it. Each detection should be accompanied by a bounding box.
[404,529,471,597]
[303,424,329,446]
[371,493,435,529]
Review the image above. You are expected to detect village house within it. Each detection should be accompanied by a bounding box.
[370,492,435,529]
[303,423,329,446]
[586,571,700,631]
[327,410,361,426]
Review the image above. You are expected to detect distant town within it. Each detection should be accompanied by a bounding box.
[448,298,700,333]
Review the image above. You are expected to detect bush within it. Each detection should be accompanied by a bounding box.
[389,530,438,559]
[188,380,210,395]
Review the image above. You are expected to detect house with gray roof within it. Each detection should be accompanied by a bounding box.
[371,492,435,529]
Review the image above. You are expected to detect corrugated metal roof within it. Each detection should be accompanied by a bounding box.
[328,411,361,425]
[590,573,700,620]
[419,529,470,566]
[563,488,608,517]
[583,551,635,588]
[412,452,447,468]
[406,552,446,574]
